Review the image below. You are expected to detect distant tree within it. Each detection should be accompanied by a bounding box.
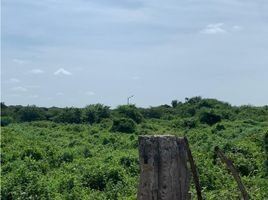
[82,104,110,124]
[1,102,7,110]
[46,107,62,121]
[141,107,163,119]
[171,100,178,108]
[0,116,13,126]
[186,96,202,104]
[198,109,222,125]
[53,107,82,123]
[116,105,143,124]
[1,102,8,116]
[17,106,46,122]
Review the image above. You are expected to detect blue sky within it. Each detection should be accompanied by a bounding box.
[2,0,268,107]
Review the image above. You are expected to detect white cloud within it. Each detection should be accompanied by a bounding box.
[11,86,28,92]
[29,69,44,74]
[12,58,27,65]
[54,68,72,76]
[200,23,227,34]
[232,25,243,31]
[9,78,20,83]
[85,91,95,96]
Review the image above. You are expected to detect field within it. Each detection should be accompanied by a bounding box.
[1,98,268,199]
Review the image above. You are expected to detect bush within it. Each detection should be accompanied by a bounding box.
[199,109,222,125]
[17,106,46,122]
[82,167,123,191]
[111,118,136,133]
[172,118,197,129]
[119,156,139,175]
[116,105,143,123]
[141,107,163,119]
[59,151,74,163]
[82,104,110,124]
[53,108,82,123]
[181,118,197,129]
[21,148,43,161]
[1,116,13,126]
[265,132,268,175]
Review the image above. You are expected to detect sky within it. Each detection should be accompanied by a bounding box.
[1,0,268,108]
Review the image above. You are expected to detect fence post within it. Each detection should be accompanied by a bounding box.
[137,135,190,200]
[215,146,249,200]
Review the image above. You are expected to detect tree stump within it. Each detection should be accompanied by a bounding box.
[137,135,190,200]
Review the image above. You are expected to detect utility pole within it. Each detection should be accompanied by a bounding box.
[127,95,134,105]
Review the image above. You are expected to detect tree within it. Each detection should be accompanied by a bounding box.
[82,104,110,124]
[171,100,178,108]
[116,105,143,124]
[53,107,82,123]
[111,118,136,133]
[17,106,46,122]
[198,109,222,125]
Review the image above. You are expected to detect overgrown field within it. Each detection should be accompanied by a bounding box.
[1,97,268,199]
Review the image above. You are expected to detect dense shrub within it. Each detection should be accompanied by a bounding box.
[82,167,123,191]
[1,98,268,199]
[141,107,163,119]
[17,106,46,122]
[83,147,92,158]
[1,116,13,126]
[21,148,43,161]
[82,104,110,124]
[265,132,268,175]
[211,124,225,134]
[111,118,136,133]
[59,151,74,163]
[172,118,197,129]
[180,118,197,129]
[116,105,143,123]
[199,109,222,125]
[119,156,139,175]
[53,108,82,123]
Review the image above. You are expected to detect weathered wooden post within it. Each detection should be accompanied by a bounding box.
[137,135,190,200]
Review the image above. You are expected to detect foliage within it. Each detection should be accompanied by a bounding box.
[1,97,268,199]
[198,109,222,125]
[1,116,13,126]
[265,131,268,175]
[17,106,46,122]
[116,105,143,123]
[52,108,82,123]
[82,104,110,124]
[111,118,137,133]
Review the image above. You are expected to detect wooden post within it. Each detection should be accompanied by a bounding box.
[215,146,249,200]
[137,135,190,200]
[183,137,203,200]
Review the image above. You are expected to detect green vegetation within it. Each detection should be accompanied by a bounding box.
[1,97,268,199]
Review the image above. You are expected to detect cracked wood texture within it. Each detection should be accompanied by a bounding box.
[137,135,190,200]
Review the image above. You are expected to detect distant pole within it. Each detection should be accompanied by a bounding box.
[127,95,134,105]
